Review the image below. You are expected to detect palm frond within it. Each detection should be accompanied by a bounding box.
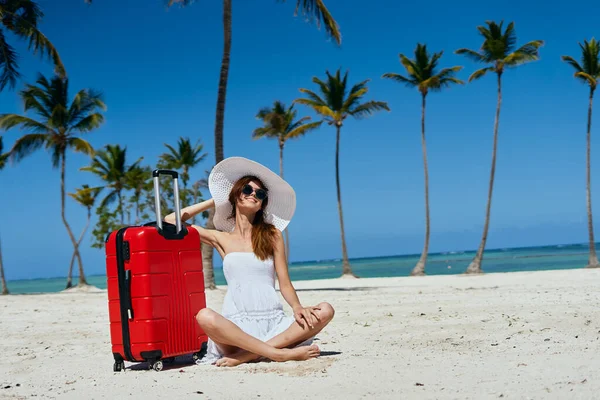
[69,184,103,208]
[49,144,62,168]
[381,72,417,88]
[347,79,369,97]
[399,53,419,77]
[581,39,600,76]
[561,55,583,73]
[455,48,486,63]
[436,65,464,79]
[5,4,66,79]
[252,126,277,139]
[504,40,544,66]
[256,106,273,120]
[20,90,52,120]
[286,120,323,139]
[0,30,21,91]
[0,114,50,133]
[439,76,465,86]
[299,87,328,106]
[343,87,368,108]
[349,101,390,119]
[574,72,597,87]
[20,80,54,116]
[468,66,495,82]
[293,98,336,119]
[0,136,8,170]
[99,189,118,208]
[9,133,47,164]
[287,115,311,132]
[287,0,341,45]
[68,89,106,122]
[70,113,105,132]
[501,21,517,54]
[563,39,600,87]
[68,137,95,156]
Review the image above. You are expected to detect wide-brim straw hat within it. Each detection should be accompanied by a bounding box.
[208,156,296,232]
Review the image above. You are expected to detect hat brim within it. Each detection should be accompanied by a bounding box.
[208,157,296,232]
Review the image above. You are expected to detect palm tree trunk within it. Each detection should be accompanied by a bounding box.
[202,208,217,290]
[135,197,141,225]
[191,186,198,225]
[183,166,189,190]
[335,124,354,277]
[66,208,92,288]
[411,93,430,276]
[66,251,75,289]
[466,72,503,274]
[214,0,231,164]
[60,155,87,285]
[585,87,599,268]
[201,0,232,290]
[279,141,290,262]
[117,191,124,225]
[77,209,91,285]
[0,233,9,295]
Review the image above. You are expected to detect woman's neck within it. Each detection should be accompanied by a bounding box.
[234,212,255,239]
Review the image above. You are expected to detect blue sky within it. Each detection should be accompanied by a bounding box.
[1,0,599,280]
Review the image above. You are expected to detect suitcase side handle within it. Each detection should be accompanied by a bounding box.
[124,269,134,320]
[152,169,183,235]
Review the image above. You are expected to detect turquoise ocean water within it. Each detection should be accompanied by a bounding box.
[5,242,596,294]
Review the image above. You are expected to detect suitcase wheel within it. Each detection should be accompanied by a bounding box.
[113,361,125,372]
[149,360,163,372]
[192,342,208,362]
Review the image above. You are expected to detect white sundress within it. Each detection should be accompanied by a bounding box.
[198,252,314,365]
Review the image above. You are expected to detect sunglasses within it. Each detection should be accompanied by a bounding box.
[242,184,267,201]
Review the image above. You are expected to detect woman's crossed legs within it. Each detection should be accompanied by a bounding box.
[196,302,335,367]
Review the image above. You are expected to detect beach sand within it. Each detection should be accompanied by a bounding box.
[1,268,599,399]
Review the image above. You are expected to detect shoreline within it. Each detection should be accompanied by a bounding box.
[2,266,598,296]
[4,240,598,285]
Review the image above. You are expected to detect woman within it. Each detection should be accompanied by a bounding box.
[164,157,335,367]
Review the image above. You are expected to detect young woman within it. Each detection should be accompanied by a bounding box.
[164,157,334,367]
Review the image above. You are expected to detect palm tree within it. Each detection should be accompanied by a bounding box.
[0,0,65,91]
[159,137,207,189]
[66,185,102,288]
[455,21,543,274]
[167,0,341,290]
[294,69,390,277]
[253,100,322,261]
[0,137,9,295]
[382,44,463,276]
[125,165,152,225]
[81,144,142,224]
[562,39,600,268]
[0,74,105,279]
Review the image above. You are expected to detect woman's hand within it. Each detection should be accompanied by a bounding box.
[293,305,321,329]
[164,198,215,224]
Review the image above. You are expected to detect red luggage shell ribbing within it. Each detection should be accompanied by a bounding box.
[105,170,208,372]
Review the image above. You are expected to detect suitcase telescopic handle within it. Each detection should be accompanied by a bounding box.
[152,169,182,234]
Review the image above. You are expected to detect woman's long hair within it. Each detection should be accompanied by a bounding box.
[228,176,278,260]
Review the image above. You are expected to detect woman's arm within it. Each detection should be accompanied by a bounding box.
[164,199,221,248]
[273,231,320,329]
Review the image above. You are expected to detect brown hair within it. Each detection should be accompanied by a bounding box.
[228,176,278,260]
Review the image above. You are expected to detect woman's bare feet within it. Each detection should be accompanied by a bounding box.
[282,344,320,362]
[214,353,246,367]
[215,345,320,367]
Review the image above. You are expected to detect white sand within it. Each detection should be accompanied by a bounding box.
[1,268,599,399]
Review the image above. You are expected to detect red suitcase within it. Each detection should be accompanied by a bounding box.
[105,169,208,372]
